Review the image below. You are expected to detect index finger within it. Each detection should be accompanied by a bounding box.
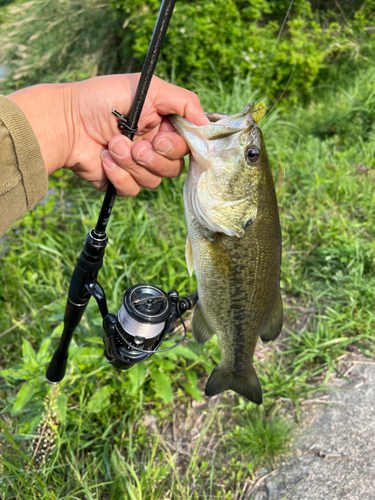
[150,76,209,126]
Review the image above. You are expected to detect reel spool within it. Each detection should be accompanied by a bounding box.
[101,284,195,370]
[117,284,172,351]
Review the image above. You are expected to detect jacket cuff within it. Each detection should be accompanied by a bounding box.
[0,94,48,209]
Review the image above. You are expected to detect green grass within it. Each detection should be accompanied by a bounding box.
[1,65,375,498]
[226,407,292,470]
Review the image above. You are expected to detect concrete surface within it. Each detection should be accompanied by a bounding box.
[252,359,375,500]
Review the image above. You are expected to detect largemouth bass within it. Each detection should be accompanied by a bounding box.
[170,103,282,405]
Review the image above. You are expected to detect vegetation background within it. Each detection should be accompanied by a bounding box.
[0,0,375,498]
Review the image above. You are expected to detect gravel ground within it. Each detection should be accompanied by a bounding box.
[252,357,375,500]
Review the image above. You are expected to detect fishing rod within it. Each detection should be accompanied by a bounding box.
[46,0,198,384]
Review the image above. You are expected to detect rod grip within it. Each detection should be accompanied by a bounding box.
[45,346,70,384]
[45,300,87,383]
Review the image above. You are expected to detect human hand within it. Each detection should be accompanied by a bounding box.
[9,74,209,196]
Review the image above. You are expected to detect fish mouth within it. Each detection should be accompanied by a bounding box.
[169,104,255,169]
[170,103,255,138]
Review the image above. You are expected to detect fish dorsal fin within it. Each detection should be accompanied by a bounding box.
[252,101,266,124]
[259,293,283,343]
[185,235,194,276]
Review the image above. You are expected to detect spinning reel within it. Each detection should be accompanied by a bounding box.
[45,229,198,383]
[104,284,197,369]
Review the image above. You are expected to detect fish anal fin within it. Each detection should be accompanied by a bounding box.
[205,364,262,405]
[185,235,194,276]
[260,293,283,343]
[192,306,215,345]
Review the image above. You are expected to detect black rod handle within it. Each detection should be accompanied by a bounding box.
[45,299,88,383]
[46,231,108,383]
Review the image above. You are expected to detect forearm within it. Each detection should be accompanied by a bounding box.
[0,95,48,235]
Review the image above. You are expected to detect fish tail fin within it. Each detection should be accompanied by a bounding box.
[205,364,262,405]
[260,293,283,343]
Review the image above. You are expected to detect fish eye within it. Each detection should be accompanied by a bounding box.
[245,146,260,163]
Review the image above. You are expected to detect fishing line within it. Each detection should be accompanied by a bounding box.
[265,63,296,119]
[118,304,165,338]
[258,0,305,248]
[264,0,318,118]
[256,0,295,96]
[116,301,188,354]
[282,149,287,237]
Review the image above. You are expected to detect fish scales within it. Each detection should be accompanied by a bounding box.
[170,103,283,405]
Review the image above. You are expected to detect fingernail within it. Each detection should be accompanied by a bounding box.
[154,138,172,154]
[101,150,116,170]
[136,146,153,165]
[110,138,129,159]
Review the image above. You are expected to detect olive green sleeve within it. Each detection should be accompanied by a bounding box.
[0,94,48,236]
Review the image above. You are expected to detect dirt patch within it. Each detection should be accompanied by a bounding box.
[251,354,375,500]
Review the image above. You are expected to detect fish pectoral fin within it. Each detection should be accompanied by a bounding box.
[185,235,194,276]
[259,293,283,343]
[207,233,238,277]
[192,306,215,345]
[210,200,258,237]
[205,364,262,405]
